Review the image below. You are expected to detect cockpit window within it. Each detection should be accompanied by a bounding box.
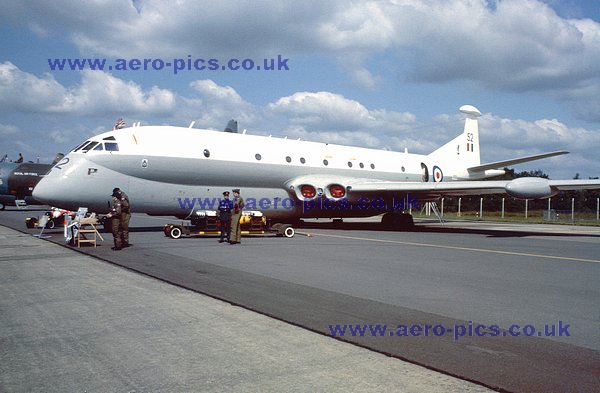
[93,143,104,151]
[82,142,99,153]
[73,140,92,152]
[105,142,119,151]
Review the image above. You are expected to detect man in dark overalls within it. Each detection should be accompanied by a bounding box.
[217,191,232,243]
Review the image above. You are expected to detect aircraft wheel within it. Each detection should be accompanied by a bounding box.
[46,219,55,229]
[283,226,295,238]
[382,212,414,230]
[169,226,183,239]
[163,225,172,237]
[26,217,38,228]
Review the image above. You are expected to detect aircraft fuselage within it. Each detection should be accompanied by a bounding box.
[32,125,433,219]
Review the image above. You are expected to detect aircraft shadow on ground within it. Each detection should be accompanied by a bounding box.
[19,221,600,239]
[296,220,600,238]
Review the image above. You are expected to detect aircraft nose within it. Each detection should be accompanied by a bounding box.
[32,175,60,206]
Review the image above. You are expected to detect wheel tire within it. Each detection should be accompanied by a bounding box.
[382,212,414,230]
[283,226,295,238]
[169,226,183,239]
[46,219,55,229]
[26,217,38,228]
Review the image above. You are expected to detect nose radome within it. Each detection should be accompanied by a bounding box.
[32,176,59,205]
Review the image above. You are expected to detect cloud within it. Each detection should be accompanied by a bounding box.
[60,70,176,115]
[0,71,597,178]
[6,1,600,80]
[265,91,598,177]
[0,123,19,138]
[318,1,395,51]
[181,80,258,127]
[3,1,600,118]
[0,0,333,58]
[0,62,176,116]
[0,62,67,112]
[267,91,418,149]
[269,91,374,128]
[476,114,600,177]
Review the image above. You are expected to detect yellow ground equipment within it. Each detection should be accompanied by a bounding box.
[163,210,295,239]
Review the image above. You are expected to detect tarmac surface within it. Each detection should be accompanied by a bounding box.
[1,207,599,392]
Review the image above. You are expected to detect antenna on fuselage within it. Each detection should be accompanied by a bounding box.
[189,121,195,128]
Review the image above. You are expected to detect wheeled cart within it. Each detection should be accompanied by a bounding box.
[163,210,295,239]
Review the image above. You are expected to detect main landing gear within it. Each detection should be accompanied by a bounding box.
[381,212,414,230]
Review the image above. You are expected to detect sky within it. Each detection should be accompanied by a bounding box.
[0,0,599,179]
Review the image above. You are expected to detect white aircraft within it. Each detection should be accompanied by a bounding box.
[32,105,600,228]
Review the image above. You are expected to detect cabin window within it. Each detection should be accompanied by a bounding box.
[401,166,405,172]
[347,161,353,168]
[74,141,92,152]
[105,143,119,152]
[203,149,210,158]
[371,163,375,169]
[82,142,99,153]
[285,156,291,163]
[255,153,262,161]
[323,159,328,166]
[300,157,306,164]
[359,162,364,168]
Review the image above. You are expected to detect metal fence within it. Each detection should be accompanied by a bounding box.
[418,197,600,224]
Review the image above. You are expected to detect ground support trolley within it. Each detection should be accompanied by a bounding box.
[163,210,295,239]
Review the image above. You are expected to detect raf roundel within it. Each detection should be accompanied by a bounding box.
[433,166,443,182]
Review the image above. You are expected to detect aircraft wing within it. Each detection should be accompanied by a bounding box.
[349,178,600,199]
[287,174,600,201]
[547,179,600,190]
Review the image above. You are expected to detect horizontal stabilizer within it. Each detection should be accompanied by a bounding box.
[467,151,569,172]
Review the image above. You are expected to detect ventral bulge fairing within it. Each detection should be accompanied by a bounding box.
[32,106,600,227]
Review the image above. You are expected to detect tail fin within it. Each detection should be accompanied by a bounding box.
[224,119,238,133]
[428,105,481,176]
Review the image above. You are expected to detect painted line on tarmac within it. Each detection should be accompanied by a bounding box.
[306,232,600,264]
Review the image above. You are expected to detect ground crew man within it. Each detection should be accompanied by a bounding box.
[229,188,245,244]
[113,187,131,247]
[217,191,233,243]
[106,190,126,250]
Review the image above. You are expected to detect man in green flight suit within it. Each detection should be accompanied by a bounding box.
[113,187,131,247]
[229,188,245,244]
[106,190,129,250]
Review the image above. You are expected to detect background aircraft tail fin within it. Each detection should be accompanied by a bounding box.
[428,105,482,174]
[224,119,238,133]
